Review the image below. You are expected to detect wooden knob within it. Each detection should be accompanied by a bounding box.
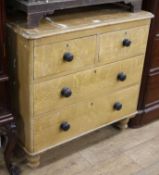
[63,52,74,62]
[113,102,122,111]
[61,87,72,97]
[117,72,127,81]
[60,122,70,131]
[123,39,132,47]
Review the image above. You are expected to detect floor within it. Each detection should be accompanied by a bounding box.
[1,120,159,175]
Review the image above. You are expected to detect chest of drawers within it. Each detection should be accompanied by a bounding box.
[7,7,152,167]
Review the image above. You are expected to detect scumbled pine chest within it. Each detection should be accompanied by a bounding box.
[7,7,152,167]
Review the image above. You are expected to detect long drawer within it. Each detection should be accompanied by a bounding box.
[34,85,139,152]
[99,25,149,64]
[34,56,144,115]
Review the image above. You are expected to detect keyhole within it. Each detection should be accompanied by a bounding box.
[90,102,94,106]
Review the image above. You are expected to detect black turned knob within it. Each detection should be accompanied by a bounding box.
[63,52,74,62]
[61,87,72,97]
[117,72,127,81]
[113,102,123,111]
[122,39,132,47]
[60,122,70,131]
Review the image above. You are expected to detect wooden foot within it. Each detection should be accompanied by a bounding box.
[27,154,40,168]
[114,118,130,130]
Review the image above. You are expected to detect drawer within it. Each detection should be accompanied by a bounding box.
[34,55,144,115]
[34,36,96,79]
[99,25,149,64]
[34,85,139,152]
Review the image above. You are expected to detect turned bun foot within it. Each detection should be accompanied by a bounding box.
[114,118,130,130]
[26,154,41,168]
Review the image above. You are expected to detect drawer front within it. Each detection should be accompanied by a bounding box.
[34,56,144,115]
[34,36,96,79]
[99,25,149,64]
[34,85,139,152]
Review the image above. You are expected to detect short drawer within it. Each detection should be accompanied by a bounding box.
[34,55,144,115]
[34,36,96,79]
[34,85,139,152]
[99,25,149,64]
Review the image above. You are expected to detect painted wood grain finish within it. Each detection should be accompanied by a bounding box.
[99,25,149,64]
[34,25,148,79]
[34,55,144,115]
[15,36,34,152]
[34,85,139,152]
[7,9,152,155]
[34,36,96,79]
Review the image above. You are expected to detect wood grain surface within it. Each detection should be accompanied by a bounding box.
[7,8,152,155]
[34,85,139,152]
[99,25,149,64]
[34,56,144,115]
[34,36,96,78]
